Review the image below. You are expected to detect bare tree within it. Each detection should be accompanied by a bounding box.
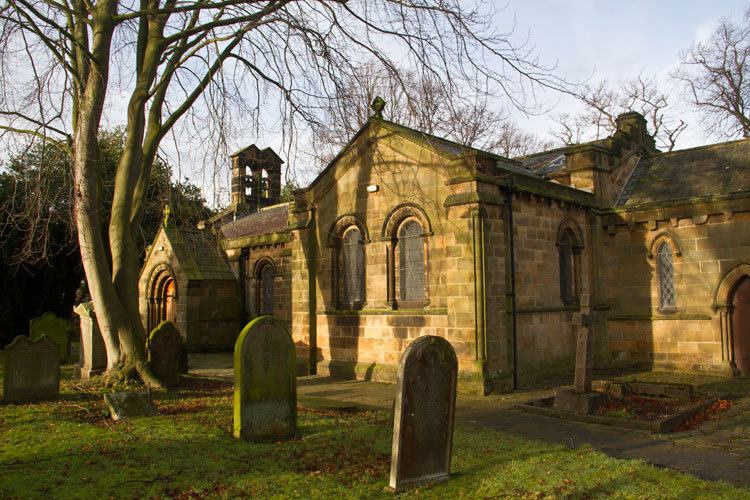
[311,62,553,167]
[551,75,686,151]
[0,1,562,386]
[674,8,750,139]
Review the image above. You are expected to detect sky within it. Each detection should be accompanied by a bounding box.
[502,1,749,148]
[91,2,750,204]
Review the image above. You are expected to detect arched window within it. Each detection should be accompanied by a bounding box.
[341,228,365,306]
[657,242,675,309]
[259,263,275,315]
[382,204,431,309]
[398,220,425,303]
[559,231,575,304]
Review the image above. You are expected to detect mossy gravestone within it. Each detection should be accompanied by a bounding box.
[387,335,457,493]
[29,311,68,363]
[147,321,184,387]
[233,316,297,441]
[3,335,60,403]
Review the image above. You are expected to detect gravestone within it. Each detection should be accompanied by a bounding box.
[29,311,68,363]
[553,294,607,414]
[147,321,184,387]
[3,335,60,403]
[73,302,107,379]
[103,392,160,421]
[233,315,297,441]
[387,335,457,493]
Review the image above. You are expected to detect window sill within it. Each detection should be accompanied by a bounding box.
[657,307,678,315]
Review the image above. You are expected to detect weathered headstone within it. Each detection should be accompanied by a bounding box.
[3,335,60,403]
[233,315,297,441]
[387,335,457,493]
[147,321,184,387]
[103,392,160,421]
[553,294,607,414]
[73,302,107,379]
[29,311,68,363]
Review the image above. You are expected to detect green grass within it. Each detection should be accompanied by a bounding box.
[1,367,749,499]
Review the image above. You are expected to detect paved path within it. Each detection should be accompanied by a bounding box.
[188,353,750,487]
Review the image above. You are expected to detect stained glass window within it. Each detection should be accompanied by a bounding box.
[399,220,425,302]
[658,242,675,309]
[559,231,574,304]
[342,228,364,305]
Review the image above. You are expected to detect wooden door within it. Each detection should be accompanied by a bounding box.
[731,276,750,374]
[165,280,177,324]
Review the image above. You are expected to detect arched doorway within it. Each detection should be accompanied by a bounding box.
[147,266,178,332]
[731,276,750,374]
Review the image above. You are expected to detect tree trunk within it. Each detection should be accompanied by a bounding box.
[72,2,164,389]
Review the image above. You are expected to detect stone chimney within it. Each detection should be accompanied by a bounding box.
[614,112,657,154]
[229,145,284,214]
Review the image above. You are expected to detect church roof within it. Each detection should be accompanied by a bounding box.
[218,203,289,240]
[517,150,567,176]
[162,228,235,280]
[616,139,750,208]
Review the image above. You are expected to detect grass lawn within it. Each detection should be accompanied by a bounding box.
[1,366,749,499]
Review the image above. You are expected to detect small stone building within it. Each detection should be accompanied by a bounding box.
[139,109,750,393]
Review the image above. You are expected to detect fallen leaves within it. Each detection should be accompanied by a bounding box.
[676,399,735,431]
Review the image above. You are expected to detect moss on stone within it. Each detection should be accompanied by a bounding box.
[443,191,505,207]
[221,231,292,250]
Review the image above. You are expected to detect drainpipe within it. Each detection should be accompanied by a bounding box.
[506,187,518,390]
[471,208,486,364]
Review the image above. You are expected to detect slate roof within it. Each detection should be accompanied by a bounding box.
[163,228,235,280]
[616,139,750,208]
[218,203,289,240]
[517,150,567,176]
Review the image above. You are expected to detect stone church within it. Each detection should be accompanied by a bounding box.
[139,108,750,394]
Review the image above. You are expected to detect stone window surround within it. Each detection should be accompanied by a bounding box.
[647,231,682,314]
[381,204,432,310]
[241,254,278,319]
[555,217,584,306]
[327,214,370,310]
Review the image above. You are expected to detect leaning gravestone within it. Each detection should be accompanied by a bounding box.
[30,311,68,363]
[73,302,107,379]
[3,335,60,403]
[387,335,458,493]
[103,392,160,421]
[233,316,297,441]
[147,321,184,387]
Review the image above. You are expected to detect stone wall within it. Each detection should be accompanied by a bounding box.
[194,280,238,350]
[302,126,485,390]
[603,203,750,374]
[505,193,595,385]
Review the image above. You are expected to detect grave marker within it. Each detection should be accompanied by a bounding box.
[387,335,457,493]
[553,294,607,414]
[147,321,184,387]
[3,335,60,403]
[233,316,297,441]
[29,311,68,363]
[103,392,160,421]
[572,294,598,394]
[73,302,107,379]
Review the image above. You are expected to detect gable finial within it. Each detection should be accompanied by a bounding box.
[163,204,174,229]
[371,96,385,119]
